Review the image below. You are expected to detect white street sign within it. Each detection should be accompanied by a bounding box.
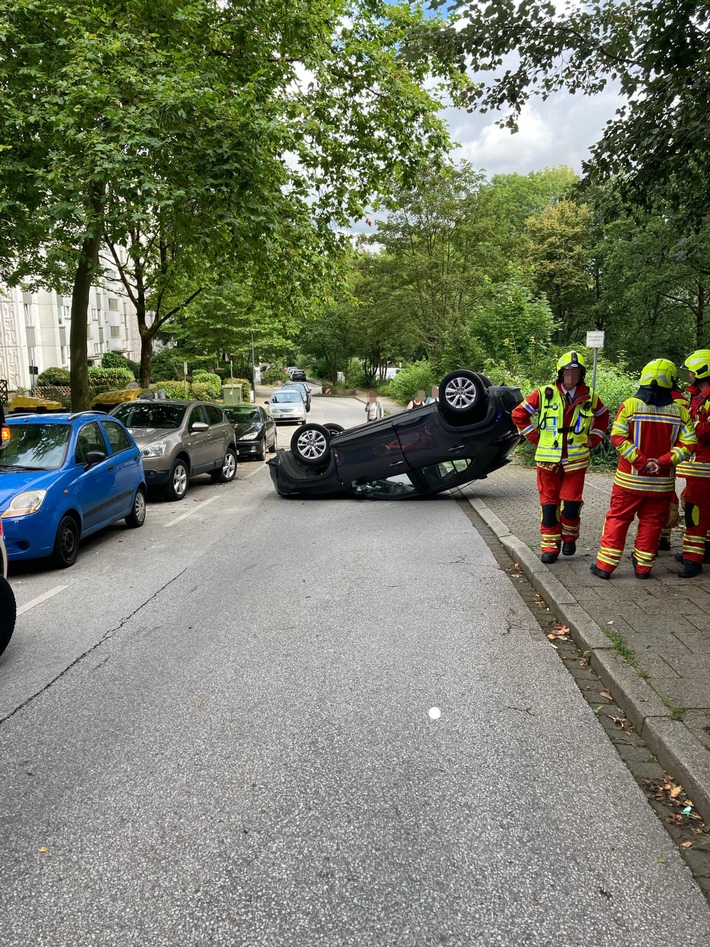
[586,330,605,349]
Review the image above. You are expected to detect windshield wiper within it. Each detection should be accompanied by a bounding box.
[0,463,37,471]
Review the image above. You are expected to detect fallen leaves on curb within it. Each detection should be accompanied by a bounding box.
[548,624,570,641]
[643,774,708,841]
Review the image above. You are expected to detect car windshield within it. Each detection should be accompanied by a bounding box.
[271,391,302,403]
[0,423,71,470]
[357,473,417,499]
[113,403,186,429]
[225,408,260,422]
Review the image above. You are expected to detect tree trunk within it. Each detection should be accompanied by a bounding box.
[139,324,153,389]
[69,187,105,411]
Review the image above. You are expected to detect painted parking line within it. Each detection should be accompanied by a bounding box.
[17,585,69,615]
[163,495,219,528]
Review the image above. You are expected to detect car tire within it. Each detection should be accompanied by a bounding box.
[212,447,237,483]
[291,423,332,467]
[51,514,80,569]
[324,423,345,437]
[257,438,267,461]
[269,432,278,453]
[0,576,16,658]
[165,458,189,501]
[439,370,487,424]
[125,486,147,528]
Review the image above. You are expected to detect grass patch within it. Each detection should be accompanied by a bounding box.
[604,627,638,668]
[660,696,686,720]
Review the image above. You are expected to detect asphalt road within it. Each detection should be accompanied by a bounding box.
[2,395,710,946]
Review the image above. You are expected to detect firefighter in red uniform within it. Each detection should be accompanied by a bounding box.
[512,351,609,563]
[658,380,690,551]
[590,359,696,580]
[674,349,710,577]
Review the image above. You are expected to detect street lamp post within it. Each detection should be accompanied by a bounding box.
[251,330,256,403]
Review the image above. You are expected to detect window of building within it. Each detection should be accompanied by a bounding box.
[108,298,119,311]
[110,326,121,338]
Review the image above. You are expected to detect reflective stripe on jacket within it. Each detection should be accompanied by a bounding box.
[611,398,696,492]
[533,386,596,468]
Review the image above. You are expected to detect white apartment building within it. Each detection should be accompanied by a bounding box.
[0,271,142,393]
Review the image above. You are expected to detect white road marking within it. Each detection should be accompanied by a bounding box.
[164,495,219,527]
[428,707,441,720]
[17,585,69,615]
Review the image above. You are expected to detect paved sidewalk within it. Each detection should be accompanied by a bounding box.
[461,462,710,823]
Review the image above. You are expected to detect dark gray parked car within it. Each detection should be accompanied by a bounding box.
[111,399,238,501]
[223,404,277,461]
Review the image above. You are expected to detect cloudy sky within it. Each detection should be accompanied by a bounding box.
[443,84,623,177]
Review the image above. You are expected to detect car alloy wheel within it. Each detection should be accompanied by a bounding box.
[126,487,147,528]
[439,370,487,424]
[290,423,332,467]
[166,459,189,501]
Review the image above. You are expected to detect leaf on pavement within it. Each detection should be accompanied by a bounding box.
[600,690,613,701]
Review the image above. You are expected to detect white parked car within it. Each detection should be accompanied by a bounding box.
[265,390,307,424]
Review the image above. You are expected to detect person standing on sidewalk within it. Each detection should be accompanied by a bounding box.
[512,351,609,564]
[658,379,690,551]
[673,349,710,577]
[590,358,696,580]
[364,390,384,422]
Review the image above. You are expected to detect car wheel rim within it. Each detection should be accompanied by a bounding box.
[297,429,328,460]
[62,525,76,559]
[174,466,188,495]
[445,376,478,409]
[224,453,236,478]
[134,491,146,522]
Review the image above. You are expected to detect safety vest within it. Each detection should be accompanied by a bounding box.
[534,386,594,465]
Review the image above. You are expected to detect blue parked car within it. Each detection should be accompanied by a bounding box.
[0,411,147,569]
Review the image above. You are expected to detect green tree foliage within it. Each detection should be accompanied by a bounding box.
[428,1,710,223]
[101,351,140,380]
[0,0,469,406]
[525,200,597,337]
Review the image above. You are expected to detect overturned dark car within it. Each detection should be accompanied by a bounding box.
[267,370,523,499]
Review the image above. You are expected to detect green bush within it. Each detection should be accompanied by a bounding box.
[101,351,140,379]
[387,360,436,405]
[151,349,189,382]
[262,365,288,385]
[155,380,190,399]
[37,366,70,385]
[190,371,222,400]
[87,367,134,389]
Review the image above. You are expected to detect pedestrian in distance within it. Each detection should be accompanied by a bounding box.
[511,351,609,563]
[407,390,426,410]
[425,386,439,405]
[673,349,710,577]
[364,390,384,422]
[590,359,696,581]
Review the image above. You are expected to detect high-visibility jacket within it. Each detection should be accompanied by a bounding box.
[611,397,696,492]
[511,382,608,472]
[676,388,710,480]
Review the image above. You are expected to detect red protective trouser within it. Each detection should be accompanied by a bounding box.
[536,465,586,554]
[596,485,672,575]
[681,478,710,563]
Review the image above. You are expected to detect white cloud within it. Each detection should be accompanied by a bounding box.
[442,85,623,177]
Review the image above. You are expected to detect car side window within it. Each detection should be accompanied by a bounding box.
[102,420,133,455]
[188,405,207,428]
[205,405,224,426]
[418,459,472,490]
[75,421,107,465]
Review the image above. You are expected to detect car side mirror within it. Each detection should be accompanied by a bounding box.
[84,450,107,468]
[190,421,209,433]
[264,401,269,405]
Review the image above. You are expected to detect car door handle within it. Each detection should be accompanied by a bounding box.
[108,464,114,470]
[448,445,465,452]
[389,460,405,467]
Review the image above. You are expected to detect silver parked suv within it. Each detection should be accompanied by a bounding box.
[111,399,238,500]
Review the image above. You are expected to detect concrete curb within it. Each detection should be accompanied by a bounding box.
[465,493,710,825]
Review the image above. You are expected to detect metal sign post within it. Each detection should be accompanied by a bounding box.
[586,330,605,392]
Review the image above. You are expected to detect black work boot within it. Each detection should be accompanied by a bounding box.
[589,563,610,580]
[658,537,671,551]
[704,543,710,564]
[541,551,558,564]
[678,559,703,578]
[631,553,651,579]
[562,541,576,557]
[675,552,684,563]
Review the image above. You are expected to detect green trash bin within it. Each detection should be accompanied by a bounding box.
[222,384,243,405]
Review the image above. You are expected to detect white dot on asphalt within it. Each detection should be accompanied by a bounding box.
[428,707,441,720]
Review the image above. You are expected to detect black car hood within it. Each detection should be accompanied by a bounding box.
[233,421,262,438]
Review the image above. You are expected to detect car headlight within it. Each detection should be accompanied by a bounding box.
[241,429,260,440]
[141,441,167,458]
[1,489,47,517]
